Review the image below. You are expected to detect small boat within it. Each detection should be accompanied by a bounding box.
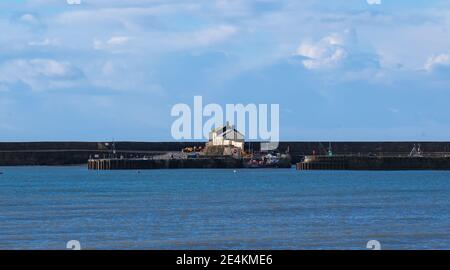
[245,153,291,168]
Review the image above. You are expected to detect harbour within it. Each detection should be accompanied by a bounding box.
[2,141,450,170]
[2,127,450,170]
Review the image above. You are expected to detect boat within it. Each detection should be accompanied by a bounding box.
[245,153,291,168]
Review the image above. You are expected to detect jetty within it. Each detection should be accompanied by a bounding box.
[88,157,246,170]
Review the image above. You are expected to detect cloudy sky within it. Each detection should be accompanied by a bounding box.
[1,0,450,141]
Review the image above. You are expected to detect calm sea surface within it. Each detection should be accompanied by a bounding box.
[0,166,448,250]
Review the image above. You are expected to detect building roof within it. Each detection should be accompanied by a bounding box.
[210,123,244,140]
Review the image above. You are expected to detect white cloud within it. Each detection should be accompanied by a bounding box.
[92,25,237,53]
[367,0,382,5]
[192,25,237,46]
[424,54,450,71]
[20,13,38,24]
[94,36,131,50]
[28,38,60,47]
[0,59,83,91]
[107,36,131,46]
[295,33,347,69]
[26,59,74,77]
[86,59,164,94]
[54,4,199,26]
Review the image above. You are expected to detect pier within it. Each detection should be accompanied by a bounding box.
[88,157,246,170]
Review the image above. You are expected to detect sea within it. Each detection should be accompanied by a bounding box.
[0,166,448,250]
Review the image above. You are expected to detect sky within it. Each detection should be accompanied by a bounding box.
[1,0,450,141]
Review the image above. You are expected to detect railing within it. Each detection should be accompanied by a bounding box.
[302,152,450,158]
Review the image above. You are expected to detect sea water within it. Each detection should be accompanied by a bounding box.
[0,166,448,250]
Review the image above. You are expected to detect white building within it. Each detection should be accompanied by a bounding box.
[208,122,245,150]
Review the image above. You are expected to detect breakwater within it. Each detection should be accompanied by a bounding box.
[297,155,450,171]
[2,141,450,166]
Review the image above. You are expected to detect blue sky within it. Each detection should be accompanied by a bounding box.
[1,0,450,141]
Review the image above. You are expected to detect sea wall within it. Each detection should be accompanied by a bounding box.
[1,141,450,166]
[297,155,450,170]
[0,142,204,166]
